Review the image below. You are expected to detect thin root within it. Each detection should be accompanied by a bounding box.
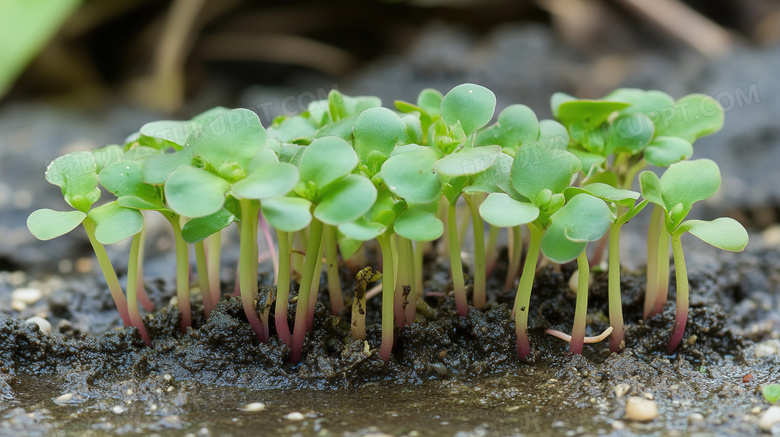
[545,326,614,344]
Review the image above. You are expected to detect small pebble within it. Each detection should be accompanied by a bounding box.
[25,317,51,335]
[163,374,172,381]
[624,396,658,422]
[614,383,630,399]
[242,402,266,412]
[431,362,449,377]
[688,413,704,425]
[12,288,42,305]
[54,393,73,404]
[197,427,211,436]
[112,405,125,414]
[167,386,174,392]
[753,406,763,414]
[759,406,780,430]
[285,412,305,421]
[126,389,133,396]
[10,301,26,312]
[611,421,626,430]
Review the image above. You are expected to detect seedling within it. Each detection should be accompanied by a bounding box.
[27,151,144,337]
[763,384,780,404]
[640,159,748,352]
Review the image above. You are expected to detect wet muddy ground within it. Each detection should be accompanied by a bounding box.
[1,233,779,436]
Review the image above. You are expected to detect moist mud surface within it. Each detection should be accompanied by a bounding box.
[1,240,778,436]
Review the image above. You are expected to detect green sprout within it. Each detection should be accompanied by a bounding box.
[764,385,780,404]
[27,151,144,339]
[640,159,748,353]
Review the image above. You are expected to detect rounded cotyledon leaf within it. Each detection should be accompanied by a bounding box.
[187,108,267,179]
[381,145,442,205]
[353,107,407,164]
[88,201,144,245]
[298,136,358,189]
[314,174,378,225]
[537,119,569,150]
[605,113,655,155]
[541,194,612,263]
[511,144,581,201]
[434,145,501,177]
[141,149,193,185]
[231,161,299,200]
[26,209,86,240]
[478,193,539,228]
[556,99,630,128]
[181,208,237,243]
[261,197,312,232]
[99,160,161,206]
[644,136,693,167]
[45,151,101,212]
[394,209,444,242]
[676,218,749,252]
[660,158,721,212]
[338,217,387,242]
[660,94,725,142]
[164,166,229,218]
[440,83,496,135]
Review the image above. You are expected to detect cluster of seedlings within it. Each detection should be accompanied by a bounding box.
[27,84,748,364]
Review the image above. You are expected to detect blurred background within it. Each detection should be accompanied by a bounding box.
[1,0,780,271]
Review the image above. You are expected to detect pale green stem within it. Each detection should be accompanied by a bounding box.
[464,194,486,309]
[323,224,343,315]
[668,232,689,353]
[644,205,662,319]
[290,218,324,364]
[195,240,213,317]
[206,232,221,307]
[505,225,523,291]
[275,231,292,346]
[515,223,542,360]
[570,250,590,354]
[377,233,396,362]
[135,224,153,312]
[485,224,500,275]
[608,223,625,353]
[448,200,468,317]
[127,231,150,345]
[402,237,417,325]
[82,218,131,326]
[238,198,266,342]
[414,240,424,298]
[306,232,324,332]
[165,215,192,332]
[654,224,671,316]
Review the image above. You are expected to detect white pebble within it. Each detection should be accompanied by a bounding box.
[54,393,73,404]
[12,288,42,305]
[760,406,780,430]
[613,383,630,399]
[285,412,304,421]
[112,405,125,414]
[163,374,172,381]
[242,402,266,412]
[25,317,51,335]
[11,301,26,312]
[624,396,658,422]
[688,412,704,425]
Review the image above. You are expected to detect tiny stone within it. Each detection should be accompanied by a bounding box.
[285,412,305,421]
[760,406,780,430]
[167,386,174,392]
[644,392,654,400]
[162,415,181,426]
[614,383,630,399]
[431,362,449,377]
[25,317,51,335]
[163,374,172,381]
[11,301,26,312]
[76,258,93,273]
[112,405,125,414]
[126,389,133,396]
[58,259,73,274]
[243,402,266,412]
[624,397,658,422]
[54,393,73,404]
[12,288,42,305]
[155,388,162,394]
[612,421,626,430]
[197,427,211,436]
[688,413,704,425]
[753,406,763,414]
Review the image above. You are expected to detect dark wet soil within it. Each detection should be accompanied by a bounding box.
[1,235,779,436]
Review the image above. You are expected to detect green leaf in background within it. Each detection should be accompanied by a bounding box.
[353,107,406,164]
[644,136,693,167]
[26,209,86,240]
[556,100,629,128]
[479,193,539,228]
[660,94,725,142]
[0,0,81,97]
[763,384,780,404]
[434,145,501,177]
[605,113,655,155]
[164,166,229,218]
[88,201,143,245]
[537,120,569,150]
[261,197,312,232]
[677,218,749,251]
[511,145,581,201]
[45,151,101,212]
[394,209,444,242]
[339,217,387,242]
[440,83,496,135]
[418,88,443,117]
[381,145,442,205]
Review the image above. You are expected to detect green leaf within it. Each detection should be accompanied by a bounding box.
[353,107,407,164]
[314,175,377,225]
[0,0,80,97]
[440,83,496,135]
[418,88,443,117]
[261,197,312,232]
[117,196,169,212]
[644,136,693,167]
[337,234,364,260]
[141,150,193,185]
[88,202,144,245]
[477,105,539,151]
[578,182,639,207]
[618,199,649,226]
[478,193,539,228]
[639,171,664,207]
[313,114,358,141]
[232,162,298,200]
[550,92,575,119]
[434,145,501,177]
[568,149,606,174]
[616,90,675,132]
[605,113,655,155]
[511,145,581,201]
[556,100,630,128]
[660,159,721,213]
[139,120,197,148]
[165,167,229,218]
[92,145,124,173]
[298,136,358,189]
[677,218,748,252]
[463,152,516,196]
[187,108,267,179]
[394,209,444,242]
[541,194,612,263]
[328,89,348,121]
[99,160,161,205]
[45,151,101,212]
[763,384,780,404]
[537,120,569,150]
[661,94,725,142]
[27,209,86,240]
[338,217,387,242]
[381,145,442,205]
[267,116,316,143]
[181,209,236,243]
